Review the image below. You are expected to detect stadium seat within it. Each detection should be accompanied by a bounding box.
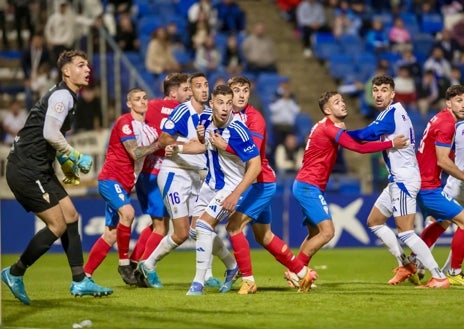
[412,33,435,59]
[354,52,377,83]
[400,12,420,35]
[312,32,341,61]
[328,53,355,81]
[421,13,444,34]
[137,15,163,36]
[338,34,366,56]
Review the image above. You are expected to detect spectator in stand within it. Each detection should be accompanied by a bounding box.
[11,0,33,50]
[450,11,464,47]
[241,22,278,74]
[394,48,422,85]
[416,69,440,117]
[191,8,211,51]
[276,0,301,30]
[30,62,54,99]
[332,0,362,38]
[74,86,103,133]
[145,26,181,77]
[449,65,464,86]
[1,99,27,146]
[274,133,303,176]
[21,33,52,110]
[365,17,390,55]
[393,65,417,110]
[214,0,246,35]
[424,46,452,96]
[115,12,139,52]
[223,34,243,75]
[434,28,461,63]
[269,79,301,156]
[296,0,326,58]
[44,0,96,65]
[187,0,216,51]
[194,34,222,75]
[388,16,412,53]
[166,21,185,52]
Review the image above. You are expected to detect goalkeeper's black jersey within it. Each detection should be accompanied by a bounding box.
[7,81,78,174]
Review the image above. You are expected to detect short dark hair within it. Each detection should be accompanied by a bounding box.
[163,73,189,96]
[445,85,464,100]
[318,91,339,114]
[228,76,251,88]
[212,84,233,98]
[187,72,207,85]
[127,87,146,100]
[57,49,87,71]
[372,74,395,89]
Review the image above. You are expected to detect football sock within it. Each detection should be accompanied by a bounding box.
[212,234,236,270]
[116,222,131,265]
[398,230,445,279]
[193,219,215,285]
[205,256,214,279]
[265,235,304,274]
[14,226,58,276]
[130,225,153,262]
[441,250,451,274]
[61,221,85,281]
[189,227,197,240]
[420,221,446,247]
[141,232,164,261]
[450,228,464,274]
[230,232,253,277]
[84,237,111,276]
[370,224,404,266]
[144,235,178,270]
[296,251,310,267]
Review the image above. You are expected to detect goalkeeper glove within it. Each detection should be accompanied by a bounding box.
[68,149,93,174]
[57,154,80,185]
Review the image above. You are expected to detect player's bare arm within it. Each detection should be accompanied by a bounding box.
[436,145,464,181]
[123,139,160,160]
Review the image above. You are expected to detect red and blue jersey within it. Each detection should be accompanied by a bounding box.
[416,109,456,190]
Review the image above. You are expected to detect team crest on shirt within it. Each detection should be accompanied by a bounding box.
[54,102,65,113]
[164,119,175,129]
[122,124,132,135]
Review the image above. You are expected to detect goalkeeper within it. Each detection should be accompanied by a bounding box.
[1,50,112,306]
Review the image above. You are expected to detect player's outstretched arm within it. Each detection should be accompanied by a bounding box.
[338,132,408,154]
[123,139,161,160]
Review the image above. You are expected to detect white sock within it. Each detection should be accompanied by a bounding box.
[193,220,215,285]
[212,234,236,270]
[441,250,451,273]
[189,227,197,241]
[370,225,404,266]
[398,230,445,279]
[144,235,178,270]
[205,256,214,279]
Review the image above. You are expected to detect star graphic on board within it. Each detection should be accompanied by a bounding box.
[326,198,370,248]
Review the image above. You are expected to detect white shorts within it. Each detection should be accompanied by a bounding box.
[193,183,232,223]
[157,166,204,219]
[443,176,462,200]
[375,181,420,218]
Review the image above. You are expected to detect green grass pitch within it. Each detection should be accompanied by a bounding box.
[1,247,461,329]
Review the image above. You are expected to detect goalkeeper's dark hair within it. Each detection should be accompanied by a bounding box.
[212,84,233,98]
[318,91,339,115]
[187,72,207,86]
[228,76,251,88]
[57,50,87,71]
[127,87,146,100]
[163,73,189,97]
[445,84,464,100]
[372,74,395,89]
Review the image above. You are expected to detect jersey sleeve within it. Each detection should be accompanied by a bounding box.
[116,115,136,143]
[435,119,455,147]
[338,131,393,153]
[162,105,189,136]
[228,121,260,161]
[45,89,74,123]
[347,110,395,141]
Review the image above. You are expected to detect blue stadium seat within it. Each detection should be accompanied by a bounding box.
[354,52,378,83]
[412,33,435,59]
[328,53,355,81]
[312,32,341,61]
[400,12,420,35]
[338,34,366,56]
[137,15,163,36]
[421,13,444,34]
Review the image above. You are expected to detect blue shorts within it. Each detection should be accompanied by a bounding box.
[98,180,132,227]
[293,180,332,226]
[136,173,168,218]
[417,188,463,221]
[236,182,275,224]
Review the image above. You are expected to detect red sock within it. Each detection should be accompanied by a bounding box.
[421,221,446,247]
[451,228,464,270]
[130,225,153,262]
[296,251,311,267]
[265,235,305,273]
[84,237,111,275]
[230,232,253,277]
[116,223,131,261]
[141,232,164,260]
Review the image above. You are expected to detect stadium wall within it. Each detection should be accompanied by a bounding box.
[1,192,456,254]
